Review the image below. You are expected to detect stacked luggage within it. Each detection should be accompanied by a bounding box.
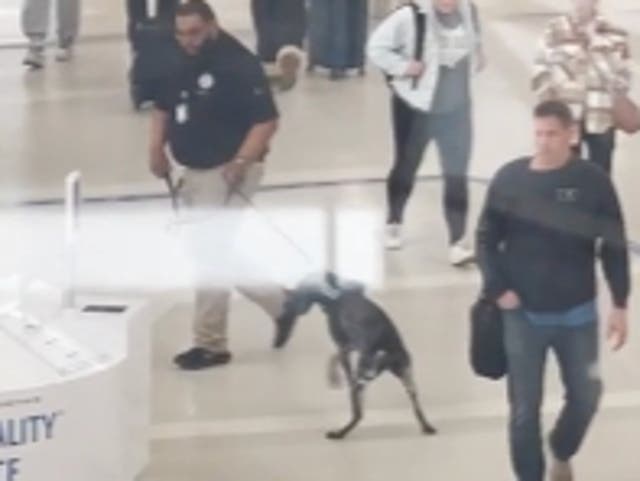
[307,0,368,79]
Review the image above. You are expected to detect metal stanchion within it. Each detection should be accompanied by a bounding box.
[62,171,81,310]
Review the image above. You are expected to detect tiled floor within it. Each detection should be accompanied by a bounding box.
[1,1,640,480]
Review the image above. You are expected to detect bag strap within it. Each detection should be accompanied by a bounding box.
[408,2,426,88]
[384,3,427,85]
[409,2,426,62]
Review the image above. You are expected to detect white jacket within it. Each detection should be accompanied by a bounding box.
[367,0,481,112]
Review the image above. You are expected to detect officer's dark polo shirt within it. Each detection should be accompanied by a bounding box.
[156,31,278,169]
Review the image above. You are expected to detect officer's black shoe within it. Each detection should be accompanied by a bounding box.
[173,347,232,370]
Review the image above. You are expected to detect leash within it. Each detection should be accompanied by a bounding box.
[162,172,316,267]
[229,185,316,267]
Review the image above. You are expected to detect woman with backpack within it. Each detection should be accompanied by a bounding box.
[367,0,485,266]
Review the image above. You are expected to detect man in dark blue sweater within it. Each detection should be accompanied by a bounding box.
[476,100,630,481]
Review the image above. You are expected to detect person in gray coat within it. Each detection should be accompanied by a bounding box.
[368,0,485,266]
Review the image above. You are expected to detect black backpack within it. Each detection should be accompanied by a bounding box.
[469,296,506,380]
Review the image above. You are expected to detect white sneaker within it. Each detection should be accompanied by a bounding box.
[23,48,45,69]
[550,459,573,481]
[55,46,73,63]
[449,243,475,267]
[384,223,403,250]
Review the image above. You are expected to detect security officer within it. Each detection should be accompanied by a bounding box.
[149,0,299,371]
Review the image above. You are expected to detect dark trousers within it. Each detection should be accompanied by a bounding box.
[251,0,307,63]
[125,0,178,45]
[574,126,616,175]
[307,0,368,71]
[387,96,472,245]
[503,310,602,481]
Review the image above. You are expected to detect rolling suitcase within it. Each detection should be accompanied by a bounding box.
[307,0,368,79]
[127,0,181,110]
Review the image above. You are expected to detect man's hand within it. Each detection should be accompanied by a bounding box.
[222,158,251,191]
[405,60,425,78]
[150,146,171,179]
[497,290,521,310]
[607,307,628,351]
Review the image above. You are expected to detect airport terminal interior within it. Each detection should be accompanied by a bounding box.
[1,0,640,480]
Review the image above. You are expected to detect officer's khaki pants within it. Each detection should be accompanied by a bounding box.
[22,0,80,48]
[180,163,285,352]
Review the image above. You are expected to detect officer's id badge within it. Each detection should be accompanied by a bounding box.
[176,103,189,124]
[198,72,215,90]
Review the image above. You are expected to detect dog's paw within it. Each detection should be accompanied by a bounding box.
[326,430,346,440]
[422,424,437,435]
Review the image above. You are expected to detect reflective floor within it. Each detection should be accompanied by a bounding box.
[1,0,640,480]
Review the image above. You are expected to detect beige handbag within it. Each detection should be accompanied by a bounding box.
[613,94,640,134]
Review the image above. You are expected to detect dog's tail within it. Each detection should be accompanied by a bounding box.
[327,354,343,389]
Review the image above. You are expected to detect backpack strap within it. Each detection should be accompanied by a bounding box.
[408,2,427,62]
[383,3,427,85]
[408,2,426,88]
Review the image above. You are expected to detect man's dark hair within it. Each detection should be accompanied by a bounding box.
[534,100,574,127]
[176,0,217,22]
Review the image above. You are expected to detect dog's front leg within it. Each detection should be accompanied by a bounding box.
[326,380,365,440]
[327,351,349,388]
[338,350,355,385]
[399,368,437,435]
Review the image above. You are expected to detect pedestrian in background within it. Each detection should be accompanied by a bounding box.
[368,0,485,266]
[532,0,632,175]
[22,0,80,68]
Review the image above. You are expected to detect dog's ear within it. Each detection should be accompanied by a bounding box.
[325,271,339,289]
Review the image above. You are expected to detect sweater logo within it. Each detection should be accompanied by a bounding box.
[556,187,579,203]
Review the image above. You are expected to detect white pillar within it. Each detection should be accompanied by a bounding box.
[62,171,82,309]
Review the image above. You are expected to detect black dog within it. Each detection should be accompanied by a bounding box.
[284,272,437,440]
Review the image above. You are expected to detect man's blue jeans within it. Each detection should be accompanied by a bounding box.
[503,309,603,481]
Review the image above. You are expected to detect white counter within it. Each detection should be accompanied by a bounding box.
[0,298,153,481]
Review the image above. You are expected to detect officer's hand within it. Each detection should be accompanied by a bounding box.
[497,290,521,310]
[150,147,171,179]
[607,307,628,351]
[405,60,425,78]
[222,158,250,189]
